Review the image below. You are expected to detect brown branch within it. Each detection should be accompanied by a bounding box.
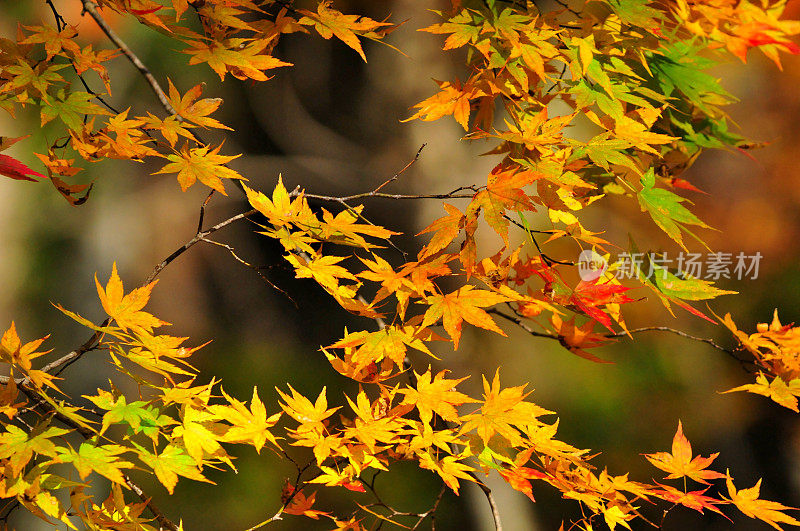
[297,186,478,203]
[605,326,749,364]
[11,209,257,385]
[81,0,177,116]
[125,477,180,531]
[470,474,503,531]
[488,309,750,366]
[145,209,256,284]
[488,308,558,339]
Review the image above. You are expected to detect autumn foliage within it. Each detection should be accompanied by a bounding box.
[2,0,800,530]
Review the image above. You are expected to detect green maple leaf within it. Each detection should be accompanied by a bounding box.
[56,442,134,484]
[90,395,172,439]
[0,425,70,475]
[40,89,111,132]
[136,443,212,494]
[637,169,708,250]
[651,263,737,301]
[604,0,662,27]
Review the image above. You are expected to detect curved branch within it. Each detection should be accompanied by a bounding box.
[489,309,749,366]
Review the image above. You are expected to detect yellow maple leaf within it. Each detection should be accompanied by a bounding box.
[95,262,167,333]
[724,472,800,530]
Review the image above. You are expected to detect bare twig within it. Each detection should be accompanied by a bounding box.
[145,209,257,284]
[488,309,750,367]
[297,186,478,203]
[470,474,503,531]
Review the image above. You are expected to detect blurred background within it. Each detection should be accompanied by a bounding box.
[1,0,800,529]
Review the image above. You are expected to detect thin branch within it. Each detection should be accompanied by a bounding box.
[372,143,426,193]
[80,0,177,115]
[125,477,179,531]
[470,474,503,531]
[8,209,257,384]
[489,309,751,367]
[297,186,478,203]
[200,237,296,304]
[488,308,558,339]
[145,209,257,284]
[605,326,748,364]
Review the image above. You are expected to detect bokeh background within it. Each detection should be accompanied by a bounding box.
[2,0,800,529]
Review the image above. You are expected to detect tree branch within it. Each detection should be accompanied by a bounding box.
[80,0,177,116]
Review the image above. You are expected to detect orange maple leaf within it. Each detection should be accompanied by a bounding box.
[652,483,727,517]
[283,489,329,520]
[417,203,464,260]
[724,473,800,530]
[644,421,727,485]
[460,371,553,447]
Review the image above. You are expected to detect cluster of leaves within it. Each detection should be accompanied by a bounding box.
[722,311,800,412]
[0,0,392,201]
[2,0,800,530]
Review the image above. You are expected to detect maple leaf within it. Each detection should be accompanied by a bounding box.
[724,473,800,530]
[0,154,46,181]
[183,38,291,81]
[154,144,245,194]
[40,89,112,132]
[0,321,51,372]
[211,386,282,453]
[56,443,134,484]
[404,78,485,130]
[357,254,416,318]
[20,24,79,60]
[0,425,70,475]
[468,165,540,245]
[283,489,329,519]
[320,206,398,248]
[421,286,511,350]
[421,9,483,50]
[277,385,339,435]
[399,369,477,425]
[460,371,553,447]
[298,1,392,62]
[70,45,119,94]
[499,464,547,501]
[286,253,359,295]
[551,314,615,363]
[173,405,232,469]
[88,393,172,439]
[644,421,727,485]
[637,167,708,251]
[327,326,433,371]
[136,444,213,495]
[166,78,231,130]
[95,262,168,332]
[417,451,475,494]
[417,203,465,259]
[652,483,727,517]
[568,279,634,332]
[724,373,800,412]
[343,390,402,453]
